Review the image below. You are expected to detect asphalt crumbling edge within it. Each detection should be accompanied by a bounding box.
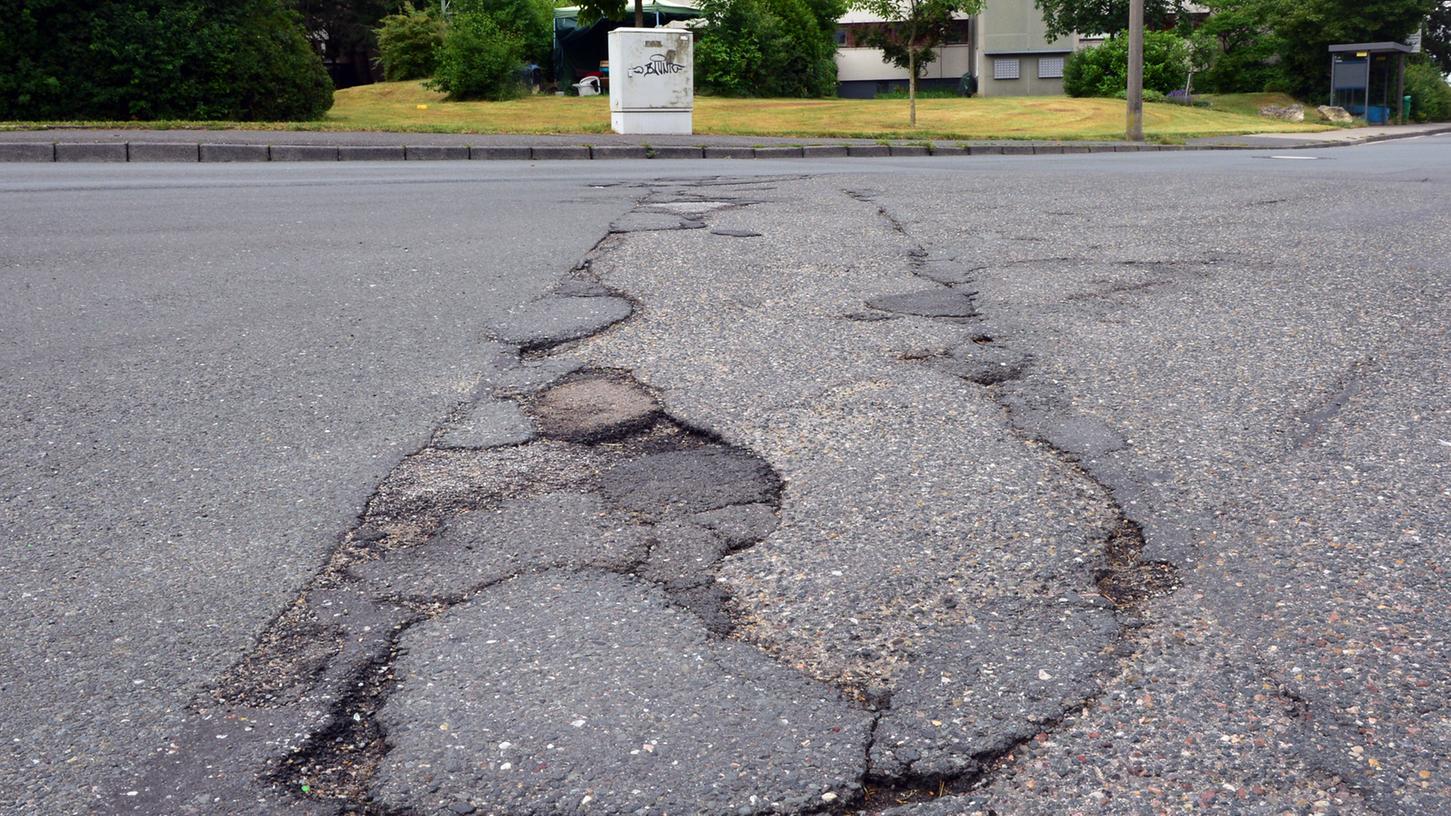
[106,181,887,816]
[838,189,1184,814]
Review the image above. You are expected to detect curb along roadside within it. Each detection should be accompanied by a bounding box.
[1,126,1447,163]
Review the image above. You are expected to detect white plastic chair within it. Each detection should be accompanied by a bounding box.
[573,76,601,97]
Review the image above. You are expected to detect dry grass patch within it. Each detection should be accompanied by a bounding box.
[1,82,1337,142]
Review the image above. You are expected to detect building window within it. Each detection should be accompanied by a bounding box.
[993,58,1020,80]
[1039,56,1065,78]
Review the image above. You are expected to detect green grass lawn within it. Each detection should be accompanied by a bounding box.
[2,82,1337,142]
[318,82,1334,141]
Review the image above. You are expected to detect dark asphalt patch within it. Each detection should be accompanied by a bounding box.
[866,289,979,319]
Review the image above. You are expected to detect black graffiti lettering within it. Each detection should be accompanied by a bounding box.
[629,53,687,77]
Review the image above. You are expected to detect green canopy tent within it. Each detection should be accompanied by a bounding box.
[552,0,701,92]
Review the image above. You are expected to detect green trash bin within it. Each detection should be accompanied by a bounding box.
[1404,95,1413,121]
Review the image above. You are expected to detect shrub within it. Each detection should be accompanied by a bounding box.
[1192,0,1286,94]
[1063,31,1189,98]
[1405,59,1451,122]
[695,0,844,97]
[1,0,332,121]
[454,0,555,68]
[377,4,446,81]
[430,11,526,100]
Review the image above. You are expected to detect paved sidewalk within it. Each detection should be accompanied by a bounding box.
[1,121,1446,161]
[1189,121,1451,149]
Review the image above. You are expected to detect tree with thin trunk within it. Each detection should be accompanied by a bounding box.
[571,0,647,24]
[856,0,983,126]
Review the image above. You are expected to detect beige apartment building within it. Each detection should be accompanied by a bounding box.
[835,0,1106,98]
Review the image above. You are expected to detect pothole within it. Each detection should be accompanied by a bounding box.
[1095,519,1182,607]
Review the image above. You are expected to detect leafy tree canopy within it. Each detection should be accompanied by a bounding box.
[1033,0,1186,39]
[1,0,333,121]
[1420,0,1450,74]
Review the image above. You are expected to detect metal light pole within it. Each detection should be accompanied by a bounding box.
[1126,0,1145,141]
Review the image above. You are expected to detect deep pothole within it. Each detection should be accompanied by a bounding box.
[204,365,793,811]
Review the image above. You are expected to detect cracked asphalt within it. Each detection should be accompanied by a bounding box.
[1,138,1447,816]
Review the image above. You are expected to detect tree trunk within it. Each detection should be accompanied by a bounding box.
[909,51,918,127]
[635,0,644,27]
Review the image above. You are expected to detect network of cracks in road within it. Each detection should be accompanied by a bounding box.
[138,180,1180,816]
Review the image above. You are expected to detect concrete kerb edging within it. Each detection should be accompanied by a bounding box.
[3,126,1447,163]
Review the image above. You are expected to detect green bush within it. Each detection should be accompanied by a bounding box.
[1405,59,1451,122]
[1114,88,1168,103]
[695,0,844,97]
[1192,0,1286,94]
[454,0,555,68]
[1063,31,1189,98]
[377,4,445,81]
[1,0,332,121]
[430,11,526,100]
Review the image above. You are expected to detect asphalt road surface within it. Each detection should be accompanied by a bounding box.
[1,139,1447,816]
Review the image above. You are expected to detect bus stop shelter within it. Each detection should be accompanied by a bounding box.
[1329,42,1413,125]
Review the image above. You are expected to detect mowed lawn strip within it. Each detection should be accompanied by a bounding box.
[3,82,1334,142]
[324,83,1333,141]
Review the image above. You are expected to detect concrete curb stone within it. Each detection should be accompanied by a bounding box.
[704,146,753,159]
[6,126,1439,164]
[753,146,804,158]
[470,146,531,160]
[0,143,55,162]
[649,146,706,159]
[200,143,269,162]
[55,142,127,162]
[404,145,468,160]
[271,145,340,162]
[531,145,591,160]
[802,145,849,158]
[126,142,200,162]
[591,145,649,160]
[340,145,405,161]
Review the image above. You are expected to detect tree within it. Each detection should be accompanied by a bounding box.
[1,0,333,121]
[291,0,391,85]
[1270,0,1437,99]
[1426,1,1451,75]
[454,0,554,67]
[854,0,983,126]
[376,3,446,80]
[1062,30,1187,97]
[1033,0,1185,39]
[696,0,846,97]
[1193,0,1286,93]
[430,10,526,98]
